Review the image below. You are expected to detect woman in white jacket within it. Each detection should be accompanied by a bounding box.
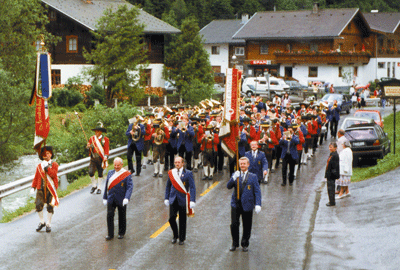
[337,140,352,199]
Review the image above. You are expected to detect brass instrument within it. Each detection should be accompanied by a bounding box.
[154,126,165,145]
[131,123,141,142]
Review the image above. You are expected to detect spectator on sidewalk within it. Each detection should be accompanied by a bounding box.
[337,141,353,199]
[325,142,340,207]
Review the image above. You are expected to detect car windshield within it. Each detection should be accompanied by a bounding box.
[343,120,370,129]
[321,94,342,102]
[354,112,380,121]
[345,128,377,140]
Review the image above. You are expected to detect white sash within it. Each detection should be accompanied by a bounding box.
[107,168,127,190]
[40,163,59,207]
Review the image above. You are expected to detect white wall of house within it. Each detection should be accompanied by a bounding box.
[361,58,400,82]
[204,43,230,74]
[52,63,166,88]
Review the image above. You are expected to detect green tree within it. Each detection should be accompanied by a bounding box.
[0,0,58,163]
[163,17,214,104]
[208,0,235,20]
[84,5,148,107]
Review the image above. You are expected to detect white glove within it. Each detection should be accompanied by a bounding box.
[190,201,196,209]
[232,171,240,179]
[41,161,49,168]
[29,188,36,197]
[103,199,107,206]
[164,199,170,206]
[122,198,129,206]
[255,205,261,214]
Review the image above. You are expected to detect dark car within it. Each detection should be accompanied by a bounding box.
[285,80,307,95]
[344,123,391,166]
[317,93,352,114]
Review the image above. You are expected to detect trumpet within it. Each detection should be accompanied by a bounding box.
[206,133,213,141]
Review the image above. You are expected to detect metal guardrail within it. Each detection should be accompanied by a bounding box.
[0,145,127,219]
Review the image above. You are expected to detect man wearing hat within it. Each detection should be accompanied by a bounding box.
[87,123,109,194]
[279,125,300,186]
[200,123,219,180]
[240,117,256,153]
[258,120,278,183]
[30,146,59,233]
[152,119,170,177]
[126,117,145,176]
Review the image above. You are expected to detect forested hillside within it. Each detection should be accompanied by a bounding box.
[127,0,400,28]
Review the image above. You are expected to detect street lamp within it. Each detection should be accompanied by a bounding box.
[231,54,238,68]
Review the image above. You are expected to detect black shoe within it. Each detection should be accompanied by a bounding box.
[326,203,335,207]
[153,173,158,177]
[263,180,268,184]
[209,175,213,180]
[135,173,140,176]
[289,183,293,186]
[46,225,51,233]
[229,246,237,252]
[171,238,177,244]
[90,187,97,194]
[96,189,101,194]
[105,236,113,241]
[281,183,286,186]
[202,176,208,180]
[193,168,198,172]
[242,246,248,252]
[36,222,46,232]
[118,235,124,239]
[149,161,153,165]
[159,173,163,178]
[179,240,185,245]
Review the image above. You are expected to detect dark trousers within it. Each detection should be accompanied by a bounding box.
[169,199,187,241]
[217,144,224,171]
[297,150,302,168]
[282,153,296,184]
[274,145,282,169]
[262,147,273,170]
[127,143,142,174]
[107,202,127,238]
[327,179,336,205]
[165,143,175,170]
[230,203,253,248]
[178,145,192,170]
[330,119,338,138]
[229,156,237,176]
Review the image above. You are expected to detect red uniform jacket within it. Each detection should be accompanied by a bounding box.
[257,129,278,149]
[311,120,318,135]
[296,130,305,151]
[306,122,313,139]
[88,135,109,157]
[31,162,59,190]
[144,123,153,141]
[240,125,256,144]
[200,133,219,152]
[195,125,204,144]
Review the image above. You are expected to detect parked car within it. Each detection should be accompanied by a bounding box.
[340,116,374,130]
[164,81,177,93]
[317,93,352,114]
[344,123,391,166]
[285,80,307,95]
[353,109,383,128]
[241,76,290,97]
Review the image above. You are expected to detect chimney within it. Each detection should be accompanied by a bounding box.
[312,2,319,14]
[241,14,249,24]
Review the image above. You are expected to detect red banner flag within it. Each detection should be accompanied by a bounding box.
[34,97,50,150]
[219,68,242,158]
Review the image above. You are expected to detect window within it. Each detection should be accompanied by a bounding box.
[270,80,279,86]
[49,10,57,21]
[260,44,268,54]
[354,66,358,77]
[378,38,384,49]
[141,69,151,87]
[387,62,391,77]
[212,66,221,73]
[338,66,343,77]
[211,46,220,55]
[236,65,243,70]
[35,40,43,52]
[51,70,61,85]
[353,43,357,51]
[378,62,385,69]
[286,44,292,52]
[140,37,151,52]
[308,66,318,77]
[66,35,78,53]
[310,43,318,52]
[235,47,244,56]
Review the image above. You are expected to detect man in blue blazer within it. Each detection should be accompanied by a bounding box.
[279,125,300,186]
[245,141,268,184]
[329,100,341,138]
[176,117,195,170]
[164,156,196,245]
[103,158,133,240]
[227,157,262,252]
[126,119,145,176]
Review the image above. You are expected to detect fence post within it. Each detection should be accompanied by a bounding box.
[59,174,68,191]
[148,96,151,107]
[180,96,182,104]
[164,95,167,106]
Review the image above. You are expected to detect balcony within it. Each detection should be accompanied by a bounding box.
[273,50,372,65]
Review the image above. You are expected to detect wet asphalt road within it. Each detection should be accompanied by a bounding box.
[0,105,398,270]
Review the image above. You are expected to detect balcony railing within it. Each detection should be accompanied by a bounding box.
[273,50,372,65]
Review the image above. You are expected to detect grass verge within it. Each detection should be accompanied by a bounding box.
[351,110,400,182]
[1,158,127,223]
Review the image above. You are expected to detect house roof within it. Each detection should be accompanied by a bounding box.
[42,0,180,34]
[363,12,400,34]
[233,8,368,40]
[200,19,246,44]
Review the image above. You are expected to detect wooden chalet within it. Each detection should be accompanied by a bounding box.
[41,0,180,87]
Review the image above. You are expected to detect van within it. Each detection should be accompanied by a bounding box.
[241,77,290,97]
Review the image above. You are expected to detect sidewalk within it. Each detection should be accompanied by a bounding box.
[309,166,400,269]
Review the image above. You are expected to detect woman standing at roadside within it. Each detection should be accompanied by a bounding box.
[337,140,352,199]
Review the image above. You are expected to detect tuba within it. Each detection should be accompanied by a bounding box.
[129,115,143,142]
[154,127,165,145]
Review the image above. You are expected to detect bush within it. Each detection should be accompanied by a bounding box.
[51,88,84,107]
[86,83,105,106]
